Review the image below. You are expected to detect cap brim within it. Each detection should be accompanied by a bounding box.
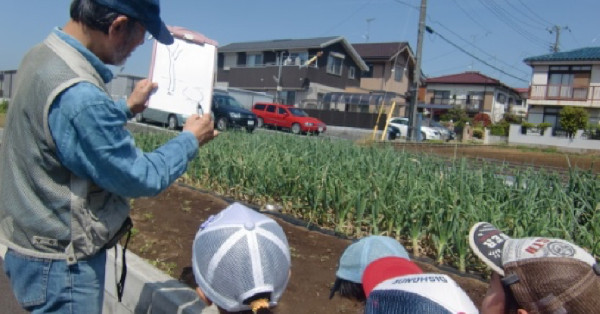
[146,19,173,45]
[468,222,511,276]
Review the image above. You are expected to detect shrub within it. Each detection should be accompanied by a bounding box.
[473,113,491,128]
[537,122,552,129]
[521,122,535,128]
[503,112,523,124]
[490,121,509,136]
[0,100,8,114]
[473,128,484,139]
[559,107,588,138]
[585,123,600,140]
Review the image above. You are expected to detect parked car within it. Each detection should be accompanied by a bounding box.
[212,92,257,132]
[386,124,402,140]
[135,108,188,130]
[387,117,441,141]
[422,118,456,141]
[252,103,327,135]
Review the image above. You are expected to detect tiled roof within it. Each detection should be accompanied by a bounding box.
[352,42,409,59]
[425,71,501,85]
[524,47,600,63]
[219,36,342,52]
[218,36,368,71]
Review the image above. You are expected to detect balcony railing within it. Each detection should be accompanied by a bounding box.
[430,97,482,112]
[530,84,600,101]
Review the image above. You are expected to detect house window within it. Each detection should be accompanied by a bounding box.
[467,92,484,111]
[394,64,404,82]
[432,90,450,104]
[289,52,308,66]
[547,65,591,99]
[246,53,263,67]
[496,93,506,104]
[326,52,344,76]
[508,97,515,107]
[348,66,356,79]
[363,64,374,78]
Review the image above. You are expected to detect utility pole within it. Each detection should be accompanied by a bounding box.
[365,18,375,43]
[274,51,285,103]
[408,0,427,141]
[548,25,570,53]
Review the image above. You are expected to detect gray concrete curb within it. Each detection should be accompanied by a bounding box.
[0,243,218,314]
[104,245,218,313]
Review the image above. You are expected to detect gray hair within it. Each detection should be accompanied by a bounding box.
[70,0,136,34]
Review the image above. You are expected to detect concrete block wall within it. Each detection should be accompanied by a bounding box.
[508,124,599,152]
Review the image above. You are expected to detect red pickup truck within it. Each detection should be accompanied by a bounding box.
[252,103,327,135]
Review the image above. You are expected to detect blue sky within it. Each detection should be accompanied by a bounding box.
[1,0,598,89]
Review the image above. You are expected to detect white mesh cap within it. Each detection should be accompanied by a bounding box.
[192,203,291,312]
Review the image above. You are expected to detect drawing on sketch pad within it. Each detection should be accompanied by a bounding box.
[166,41,184,95]
[147,26,218,117]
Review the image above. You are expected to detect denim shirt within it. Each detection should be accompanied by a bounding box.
[48,28,199,198]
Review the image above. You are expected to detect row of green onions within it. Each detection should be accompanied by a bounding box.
[134,130,600,274]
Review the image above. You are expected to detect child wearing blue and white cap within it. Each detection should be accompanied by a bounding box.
[192,203,291,314]
[329,235,412,301]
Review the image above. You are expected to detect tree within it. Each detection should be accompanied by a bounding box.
[559,107,588,138]
[473,113,492,128]
[441,107,470,128]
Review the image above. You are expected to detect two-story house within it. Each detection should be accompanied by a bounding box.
[423,71,523,122]
[216,36,368,108]
[347,42,415,116]
[524,47,600,128]
[313,42,415,116]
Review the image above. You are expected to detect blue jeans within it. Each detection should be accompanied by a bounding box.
[3,249,106,314]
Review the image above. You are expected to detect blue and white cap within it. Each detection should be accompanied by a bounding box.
[336,235,410,283]
[192,203,291,312]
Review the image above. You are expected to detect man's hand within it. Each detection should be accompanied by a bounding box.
[127,79,157,115]
[183,114,218,146]
[481,273,507,314]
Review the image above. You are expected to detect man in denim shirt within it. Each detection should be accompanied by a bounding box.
[0,0,217,312]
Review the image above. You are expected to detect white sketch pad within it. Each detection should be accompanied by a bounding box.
[148,26,218,117]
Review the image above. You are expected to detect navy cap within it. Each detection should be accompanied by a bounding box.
[92,0,173,45]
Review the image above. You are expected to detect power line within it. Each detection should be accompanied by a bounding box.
[517,0,554,26]
[429,21,530,77]
[320,0,373,37]
[450,0,492,33]
[477,0,550,49]
[391,0,419,10]
[426,26,529,83]
[505,0,548,29]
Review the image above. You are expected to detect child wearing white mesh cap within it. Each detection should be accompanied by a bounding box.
[192,203,291,314]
